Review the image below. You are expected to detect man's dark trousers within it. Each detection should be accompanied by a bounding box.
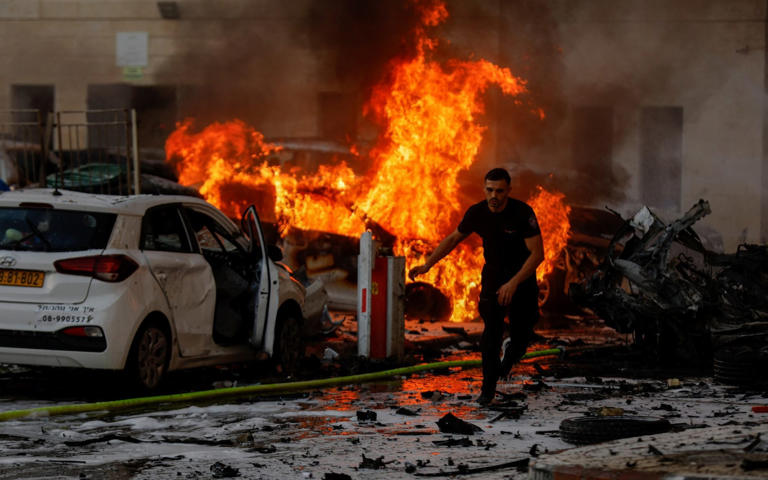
[477,279,539,396]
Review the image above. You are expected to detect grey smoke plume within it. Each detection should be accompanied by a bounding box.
[155,0,734,208]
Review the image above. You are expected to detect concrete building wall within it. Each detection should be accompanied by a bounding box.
[469,0,766,251]
[0,0,765,251]
[549,0,766,250]
[0,0,322,138]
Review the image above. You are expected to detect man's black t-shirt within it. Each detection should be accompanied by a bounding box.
[457,198,540,295]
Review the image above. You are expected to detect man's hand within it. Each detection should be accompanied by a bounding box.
[496,279,519,306]
[408,264,431,281]
[407,230,468,282]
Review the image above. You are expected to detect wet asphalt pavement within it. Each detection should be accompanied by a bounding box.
[1,316,767,479]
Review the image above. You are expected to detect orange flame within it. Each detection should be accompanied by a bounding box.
[529,186,572,282]
[165,0,570,321]
[166,119,365,235]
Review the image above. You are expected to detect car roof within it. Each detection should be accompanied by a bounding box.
[0,188,216,216]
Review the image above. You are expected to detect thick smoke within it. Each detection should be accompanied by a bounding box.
[301,0,431,97]
[156,0,737,209]
[154,1,439,141]
[447,0,633,205]
[153,5,319,132]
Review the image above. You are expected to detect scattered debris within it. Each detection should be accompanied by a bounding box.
[597,407,625,417]
[741,457,768,471]
[210,461,240,478]
[323,347,340,361]
[63,434,143,447]
[413,458,529,477]
[571,200,768,367]
[250,444,277,454]
[161,436,235,447]
[395,406,419,416]
[323,473,352,480]
[420,390,446,401]
[744,434,763,452]
[358,454,393,470]
[498,391,527,401]
[441,326,469,338]
[436,413,483,435]
[433,437,473,447]
[489,402,527,422]
[356,410,377,422]
[523,380,549,392]
[648,444,664,456]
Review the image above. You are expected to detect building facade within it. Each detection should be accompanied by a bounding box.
[0,0,765,250]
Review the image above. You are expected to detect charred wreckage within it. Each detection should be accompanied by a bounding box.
[571,199,768,384]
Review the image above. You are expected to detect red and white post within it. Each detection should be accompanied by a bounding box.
[357,231,405,361]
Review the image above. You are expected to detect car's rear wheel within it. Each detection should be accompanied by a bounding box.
[274,313,304,376]
[127,322,170,391]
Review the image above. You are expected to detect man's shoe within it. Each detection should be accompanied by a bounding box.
[476,392,494,406]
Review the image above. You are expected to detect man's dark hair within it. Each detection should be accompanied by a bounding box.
[484,168,511,184]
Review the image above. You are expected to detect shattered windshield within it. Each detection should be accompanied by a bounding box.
[0,207,116,252]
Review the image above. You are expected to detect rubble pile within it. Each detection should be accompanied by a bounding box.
[571,200,768,369]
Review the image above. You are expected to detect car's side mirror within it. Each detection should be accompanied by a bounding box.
[267,244,283,262]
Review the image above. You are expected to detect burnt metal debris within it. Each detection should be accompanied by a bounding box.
[436,413,483,435]
[571,199,768,370]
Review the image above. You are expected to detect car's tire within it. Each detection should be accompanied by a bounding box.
[559,416,672,445]
[539,266,570,311]
[273,312,304,376]
[127,322,170,391]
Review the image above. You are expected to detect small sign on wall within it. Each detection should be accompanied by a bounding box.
[122,66,144,81]
[116,32,148,67]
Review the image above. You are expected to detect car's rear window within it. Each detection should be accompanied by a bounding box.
[0,207,116,252]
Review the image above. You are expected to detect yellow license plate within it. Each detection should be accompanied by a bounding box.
[0,269,45,288]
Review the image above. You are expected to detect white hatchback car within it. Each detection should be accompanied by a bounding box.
[0,188,315,390]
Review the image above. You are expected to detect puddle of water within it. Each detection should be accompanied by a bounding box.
[275,415,349,439]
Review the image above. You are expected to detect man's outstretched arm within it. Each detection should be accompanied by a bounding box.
[408,229,469,280]
[496,234,544,305]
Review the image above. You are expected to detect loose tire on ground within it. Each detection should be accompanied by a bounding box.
[126,322,170,391]
[559,416,672,445]
[714,345,768,387]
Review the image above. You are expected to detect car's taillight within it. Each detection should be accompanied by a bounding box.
[59,326,104,338]
[54,254,138,282]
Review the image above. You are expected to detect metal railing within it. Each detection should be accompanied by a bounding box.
[0,109,140,195]
[0,109,50,187]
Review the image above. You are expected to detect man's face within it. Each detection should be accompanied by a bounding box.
[484,179,510,212]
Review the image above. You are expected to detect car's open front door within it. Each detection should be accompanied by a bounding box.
[242,205,277,349]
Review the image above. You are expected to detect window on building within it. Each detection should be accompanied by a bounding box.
[87,84,177,149]
[11,85,54,123]
[572,106,613,173]
[640,107,682,211]
[8,85,54,184]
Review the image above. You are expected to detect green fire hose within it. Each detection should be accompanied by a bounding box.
[0,347,563,422]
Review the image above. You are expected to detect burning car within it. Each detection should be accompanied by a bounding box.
[570,199,768,367]
[0,188,320,390]
[536,204,626,311]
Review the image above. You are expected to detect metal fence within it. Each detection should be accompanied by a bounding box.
[0,109,140,195]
